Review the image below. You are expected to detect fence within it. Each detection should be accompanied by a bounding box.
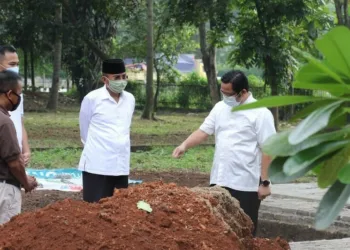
[125,81,330,120]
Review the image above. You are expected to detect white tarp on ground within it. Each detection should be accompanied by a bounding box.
[25,168,142,192]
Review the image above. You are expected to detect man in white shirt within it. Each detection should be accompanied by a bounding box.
[0,45,31,166]
[79,59,135,203]
[172,70,276,236]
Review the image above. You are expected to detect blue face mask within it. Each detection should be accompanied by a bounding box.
[223,91,243,107]
[223,95,239,107]
[6,66,19,74]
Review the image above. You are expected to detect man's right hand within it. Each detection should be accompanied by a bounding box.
[24,176,38,193]
[172,144,186,158]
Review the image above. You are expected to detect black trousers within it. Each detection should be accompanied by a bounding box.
[211,185,261,236]
[82,171,128,203]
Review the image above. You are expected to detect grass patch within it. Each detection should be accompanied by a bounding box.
[30,146,316,183]
[131,146,214,172]
[25,111,208,148]
[26,109,309,180]
[30,148,82,169]
[25,112,81,148]
[132,111,206,135]
[30,146,215,172]
[25,110,296,148]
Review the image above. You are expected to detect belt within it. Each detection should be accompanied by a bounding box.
[0,179,21,189]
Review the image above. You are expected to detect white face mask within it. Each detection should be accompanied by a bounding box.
[223,94,240,107]
[107,79,128,94]
[6,66,19,74]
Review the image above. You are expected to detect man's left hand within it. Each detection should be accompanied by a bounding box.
[258,185,271,200]
[22,152,31,166]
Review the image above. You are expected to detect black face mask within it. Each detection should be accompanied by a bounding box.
[8,92,21,111]
[1,91,21,112]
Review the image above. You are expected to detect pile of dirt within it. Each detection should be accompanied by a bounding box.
[0,182,289,250]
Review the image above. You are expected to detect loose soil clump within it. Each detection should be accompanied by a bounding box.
[0,182,289,250]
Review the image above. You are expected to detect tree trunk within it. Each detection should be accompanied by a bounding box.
[153,61,161,117]
[254,0,279,129]
[198,22,220,106]
[334,0,350,27]
[23,49,28,91]
[47,3,62,110]
[66,75,70,91]
[270,80,279,130]
[141,0,154,120]
[265,57,279,130]
[30,47,35,92]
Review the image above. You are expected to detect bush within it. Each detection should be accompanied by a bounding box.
[125,80,145,104]
[247,75,264,87]
[177,73,211,109]
[65,86,79,99]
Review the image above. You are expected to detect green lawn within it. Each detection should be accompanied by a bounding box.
[25,110,295,148]
[25,111,208,148]
[26,110,314,182]
[30,145,316,182]
[30,146,215,173]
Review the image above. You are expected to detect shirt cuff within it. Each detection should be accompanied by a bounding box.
[199,126,214,136]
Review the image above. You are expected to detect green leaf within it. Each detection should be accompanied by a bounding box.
[137,200,153,213]
[269,157,320,184]
[263,126,350,157]
[294,47,346,85]
[232,96,329,112]
[338,163,350,184]
[327,109,347,128]
[289,100,344,144]
[315,26,350,79]
[312,163,324,175]
[293,82,349,96]
[294,63,338,85]
[318,145,350,188]
[283,140,350,176]
[315,181,350,230]
[290,99,337,122]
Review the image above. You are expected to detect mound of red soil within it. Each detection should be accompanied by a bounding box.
[0,182,289,250]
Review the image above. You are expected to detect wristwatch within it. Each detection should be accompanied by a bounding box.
[260,179,271,187]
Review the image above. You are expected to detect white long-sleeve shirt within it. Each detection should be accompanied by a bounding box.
[78,86,135,176]
[9,94,24,152]
[199,94,276,192]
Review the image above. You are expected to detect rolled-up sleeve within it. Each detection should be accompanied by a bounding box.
[0,122,21,162]
[199,107,217,135]
[255,109,276,147]
[79,96,93,145]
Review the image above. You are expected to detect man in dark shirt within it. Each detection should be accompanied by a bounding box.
[0,70,37,224]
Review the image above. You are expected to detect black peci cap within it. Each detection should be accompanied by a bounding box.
[102,59,126,74]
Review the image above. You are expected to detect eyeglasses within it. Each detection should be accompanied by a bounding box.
[220,90,243,97]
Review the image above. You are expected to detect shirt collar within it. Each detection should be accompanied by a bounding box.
[102,85,123,101]
[242,92,255,104]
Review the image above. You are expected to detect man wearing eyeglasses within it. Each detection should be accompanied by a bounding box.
[79,59,135,203]
[172,70,276,236]
[0,45,31,167]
